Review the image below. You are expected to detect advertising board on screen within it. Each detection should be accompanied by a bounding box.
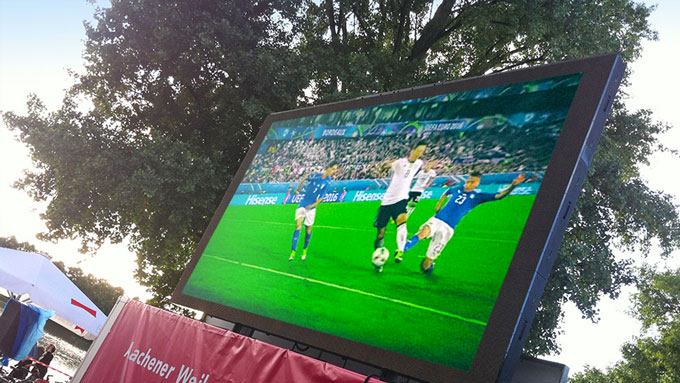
[173,54,624,382]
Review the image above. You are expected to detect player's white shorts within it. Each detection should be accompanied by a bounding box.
[295,207,316,226]
[420,217,454,260]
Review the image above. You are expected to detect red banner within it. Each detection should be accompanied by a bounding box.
[79,300,377,383]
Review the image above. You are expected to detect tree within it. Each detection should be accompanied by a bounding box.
[0,235,42,254]
[4,0,308,309]
[570,267,680,383]
[3,0,679,354]
[0,236,124,315]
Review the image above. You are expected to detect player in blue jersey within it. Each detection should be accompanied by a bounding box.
[403,171,526,273]
[289,161,339,260]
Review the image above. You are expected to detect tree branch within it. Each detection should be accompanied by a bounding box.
[392,0,411,57]
[490,53,547,73]
[326,0,339,47]
[378,0,387,40]
[350,2,374,40]
[325,0,340,91]
[339,0,348,44]
[407,0,456,61]
[408,0,510,62]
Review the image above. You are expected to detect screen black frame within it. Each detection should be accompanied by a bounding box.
[172,53,624,383]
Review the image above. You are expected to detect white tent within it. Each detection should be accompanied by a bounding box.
[0,247,107,340]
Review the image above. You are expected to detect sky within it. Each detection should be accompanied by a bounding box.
[1,0,679,376]
[0,0,148,299]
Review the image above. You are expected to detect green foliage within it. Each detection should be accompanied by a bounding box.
[297,0,656,102]
[570,268,680,383]
[0,236,42,253]
[0,236,124,315]
[3,0,679,355]
[636,268,680,330]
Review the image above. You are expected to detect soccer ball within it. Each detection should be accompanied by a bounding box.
[372,247,390,267]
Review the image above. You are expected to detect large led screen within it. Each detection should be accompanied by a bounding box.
[180,73,583,372]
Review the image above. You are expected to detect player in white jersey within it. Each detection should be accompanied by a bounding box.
[373,140,427,271]
[406,160,437,217]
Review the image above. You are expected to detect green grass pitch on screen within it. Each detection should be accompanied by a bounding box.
[184,196,533,371]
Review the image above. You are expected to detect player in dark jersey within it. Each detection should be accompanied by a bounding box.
[289,162,339,260]
[403,171,526,273]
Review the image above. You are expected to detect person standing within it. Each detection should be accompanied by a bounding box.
[31,344,55,379]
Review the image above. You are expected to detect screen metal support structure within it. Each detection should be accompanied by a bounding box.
[496,55,626,382]
[206,314,571,383]
[174,53,626,383]
[232,323,255,337]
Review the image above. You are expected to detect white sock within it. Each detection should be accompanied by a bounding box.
[397,224,408,251]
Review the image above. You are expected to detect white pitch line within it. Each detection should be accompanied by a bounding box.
[203,253,487,327]
[223,218,375,232]
[222,218,518,243]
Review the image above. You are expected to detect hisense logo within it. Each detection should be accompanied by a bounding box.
[321,128,346,137]
[353,191,384,202]
[245,194,278,205]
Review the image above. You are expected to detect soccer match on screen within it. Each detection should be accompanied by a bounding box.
[183,73,583,371]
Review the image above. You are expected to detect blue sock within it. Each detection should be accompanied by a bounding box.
[404,235,420,252]
[304,229,312,249]
[292,229,300,251]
